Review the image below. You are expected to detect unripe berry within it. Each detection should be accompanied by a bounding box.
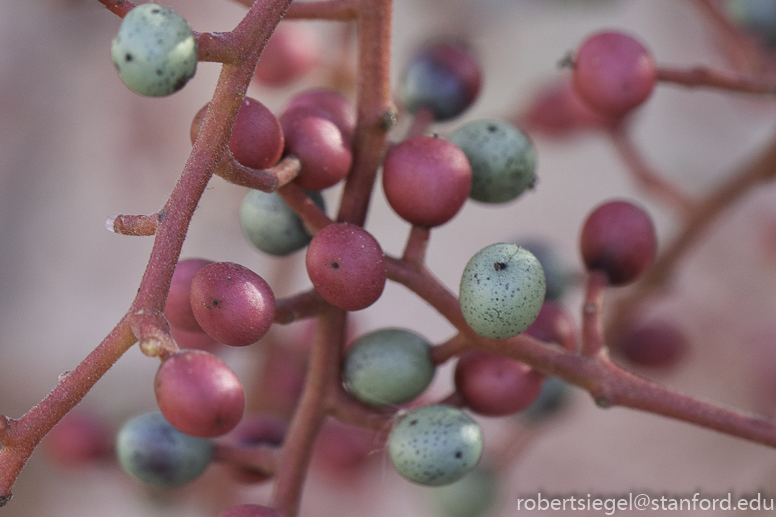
[388,405,483,486]
[154,350,245,438]
[573,31,656,117]
[579,200,657,285]
[382,136,472,227]
[111,4,197,97]
[400,42,482,121]
[190,262,275,347]
[343,328,436,407]
[459,243,546,339]
[448,120,536,204]
[305,223,386,311]
[191,98,284,170]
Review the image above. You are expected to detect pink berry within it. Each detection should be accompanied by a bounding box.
[253,23,319,87]
[155,350,245,438]
[310,418,380,482]
[285,88,356,143]
[43,409,112,467]
[523,79,618,136]
[280,106,353,191]
[524,301,578,352]
[190,262,276,347]
[573,31,656,117]
[615,321,688,369]
[165,258,213,333]
[382,136,472,227]
[454,350,545,416]
[579,200,657,285]
[191,98,284,169]
[305,223,386,311]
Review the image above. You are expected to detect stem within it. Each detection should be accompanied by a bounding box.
[656,65,776,95]
[401,225,430,268]
[580,271,608,357]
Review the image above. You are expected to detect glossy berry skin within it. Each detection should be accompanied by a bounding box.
[280,106,353,191]
[400,42,482,121]
[305,223,386,311]
[154,350,245,438]
[219,505,285,517]
[111,4,197,97]
[448,119,536,204]
[388,405,484,486]
[253,23,319,87]
[579,200,657,285]
[165,258,213,333]
[459,243,546,339]
[115,412,213,488]
[239,189,325,256]
[218,505,285,517]
[190,262,275,347]
[191,98,284,170]
[614,321,688,369]
[285,88,356,143]
[382,136,472,228]
[573,31,656,117]
[343,328,435,407]
[454,351,544,417]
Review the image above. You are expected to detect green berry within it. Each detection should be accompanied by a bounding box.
[429,465,498,517]
[388,405,484,486]
[343,328,435,407]
[459,243,546,339]
[111,4,197,97]
[448,119,536,204]
[239,189,325,256]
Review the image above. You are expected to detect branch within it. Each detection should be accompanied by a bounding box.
[656,65,776,95]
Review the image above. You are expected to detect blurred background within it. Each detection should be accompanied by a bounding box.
[3,0,776,515]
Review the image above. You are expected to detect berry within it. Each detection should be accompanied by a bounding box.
[110,4,197,97]
[520,376,571,422]
[311,418,380,482]
[191,98,284,170]
[524,301,578,351]
[429,465,498,517]
[448,120,536,204]
[305,223,386,311]
[343,328,436,407]
[523,78,617,137]
[388,405,484,486]
[459,243,546,339]
[727,0,776,48]
[43,409,112,467]
[400,42,482,121]
[190,262,275,347]
[154,350,245,438]
[218,504,285,517]
[285,88,356,144]
[572,31,656,117]
[165,258,213,333]
[579,200,657,285]
[170,326,219,352]
[614,321,688,369]
[239,189,325,256]
[280,106,353,191]
[517,240,570,301]
[454,351,544,416]
[382,136,472,228]
[253,23,320,87]
[115,412,213,488]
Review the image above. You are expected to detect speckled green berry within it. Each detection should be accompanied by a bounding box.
[448,119,536,204]
[459,243,545,339]
[239,189,325,256]
[343,328,435,407]
[388,405,484,486]
[111,4,197,97]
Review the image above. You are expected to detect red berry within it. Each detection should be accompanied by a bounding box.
[191,98,284,169]
[305,223,386,311]
[253,23,319,87]
[573,31,656,117]
[170,326,219,352]
[43,409,112,467]
[579,200,657,285]
[310,418,379,483]
[523,79,618,136]
[524,301,578,352]
[285,88,356,144]
[155,350,245,438]
[280,106,353,191]
[190,262,276,347]
[382,136,472,227]
[454,351,545,416]
[614,321,688,369]
[165,258,213,333]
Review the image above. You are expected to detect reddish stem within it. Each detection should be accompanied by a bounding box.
[580,270,608,357]
[401,225,430,268]
[656,65,776,95]
[277,183,334,235]
[216,154,302,192]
